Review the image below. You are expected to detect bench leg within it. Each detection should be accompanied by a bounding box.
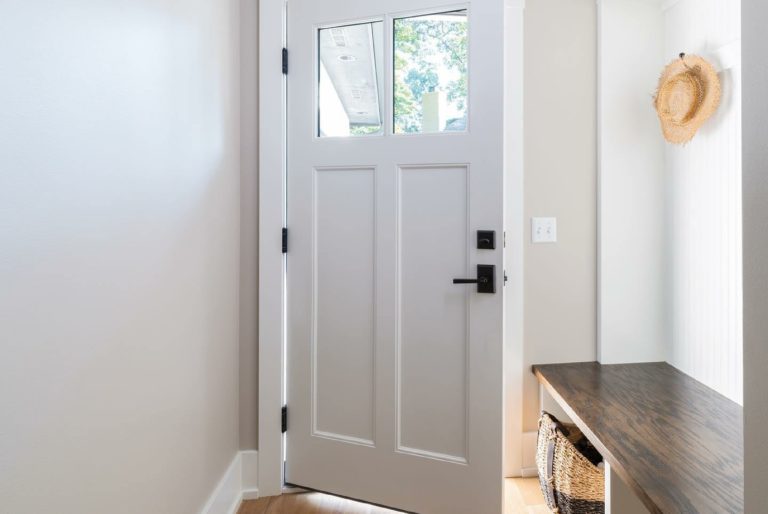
[604,462,649,514]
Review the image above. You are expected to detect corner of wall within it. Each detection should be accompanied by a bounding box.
[597,0,666,366]
[239,0,261,452]
[200,451,260,514]
[742,0,768,508]
[522,0,599,433]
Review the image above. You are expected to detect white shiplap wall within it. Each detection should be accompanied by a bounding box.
[664,0,743,404]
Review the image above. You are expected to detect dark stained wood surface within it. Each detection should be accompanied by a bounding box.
[532,362,743,514]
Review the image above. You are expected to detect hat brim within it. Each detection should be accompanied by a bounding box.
[655,55,721,144]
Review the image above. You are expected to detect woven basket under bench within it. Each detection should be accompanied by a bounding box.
[536,412,605,514]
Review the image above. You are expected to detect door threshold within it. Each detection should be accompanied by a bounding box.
[281,483,309,494]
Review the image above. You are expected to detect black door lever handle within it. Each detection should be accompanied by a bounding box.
[452,265,496,293]
[453,277,489,284]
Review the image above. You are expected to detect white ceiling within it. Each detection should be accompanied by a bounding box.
[319,22,383,126]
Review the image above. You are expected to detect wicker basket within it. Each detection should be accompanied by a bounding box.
[536,412,605,514]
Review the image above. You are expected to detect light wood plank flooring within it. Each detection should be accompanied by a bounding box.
[238,478,547,514]
[504,478,550,514]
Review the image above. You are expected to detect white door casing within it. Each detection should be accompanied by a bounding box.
[286,1,506,513]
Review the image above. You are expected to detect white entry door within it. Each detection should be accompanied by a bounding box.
[286,1,505,512]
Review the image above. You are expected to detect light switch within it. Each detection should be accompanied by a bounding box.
[531,217,557,243]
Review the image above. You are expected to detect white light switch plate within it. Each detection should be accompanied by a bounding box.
[532,217,557,243]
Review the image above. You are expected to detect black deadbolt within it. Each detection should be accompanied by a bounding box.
[477,230,496,250]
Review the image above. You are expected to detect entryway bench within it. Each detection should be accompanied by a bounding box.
[532,362,743,514]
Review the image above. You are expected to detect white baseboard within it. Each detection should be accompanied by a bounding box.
[200,451,260,514]
[241,450,260,500]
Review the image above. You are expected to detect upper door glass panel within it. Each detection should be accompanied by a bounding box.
[318,22,384,137]
[393,10,468,134]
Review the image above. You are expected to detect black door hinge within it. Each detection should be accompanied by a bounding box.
[282,227,288,253]
[282,48,288,75]
[281,405,288,433]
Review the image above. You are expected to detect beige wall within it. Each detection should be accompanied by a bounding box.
[522,0,598,431]
[742,0,768,509]
[240,0,260,451]
[0,1,241,512]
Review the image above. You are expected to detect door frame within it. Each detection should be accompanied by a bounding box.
[257,0,526,499]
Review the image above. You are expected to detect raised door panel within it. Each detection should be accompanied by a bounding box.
[313,167,376,445]
[397,165,469,463]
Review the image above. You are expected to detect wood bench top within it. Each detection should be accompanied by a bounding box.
[532,362,743,514]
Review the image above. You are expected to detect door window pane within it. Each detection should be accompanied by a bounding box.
[394,10,468,134]
[318,22,384,137]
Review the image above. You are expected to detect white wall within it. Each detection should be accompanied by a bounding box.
[240,0,260,452]
[742,0,768,508]
[597,0,666,365]
[597,0,743,405]
[522,0,598,431]
[663,0,743,405]
[0,1,242,513]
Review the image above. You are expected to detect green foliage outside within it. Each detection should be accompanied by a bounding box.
[350,124,382,136]
[393,13,468,133]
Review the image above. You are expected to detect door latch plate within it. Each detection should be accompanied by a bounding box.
[477,264,496,294]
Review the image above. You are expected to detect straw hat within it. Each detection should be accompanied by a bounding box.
[654,53,721,144]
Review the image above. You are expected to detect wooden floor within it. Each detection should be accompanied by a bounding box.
[238,478,548,514]
[504,478,550,514]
